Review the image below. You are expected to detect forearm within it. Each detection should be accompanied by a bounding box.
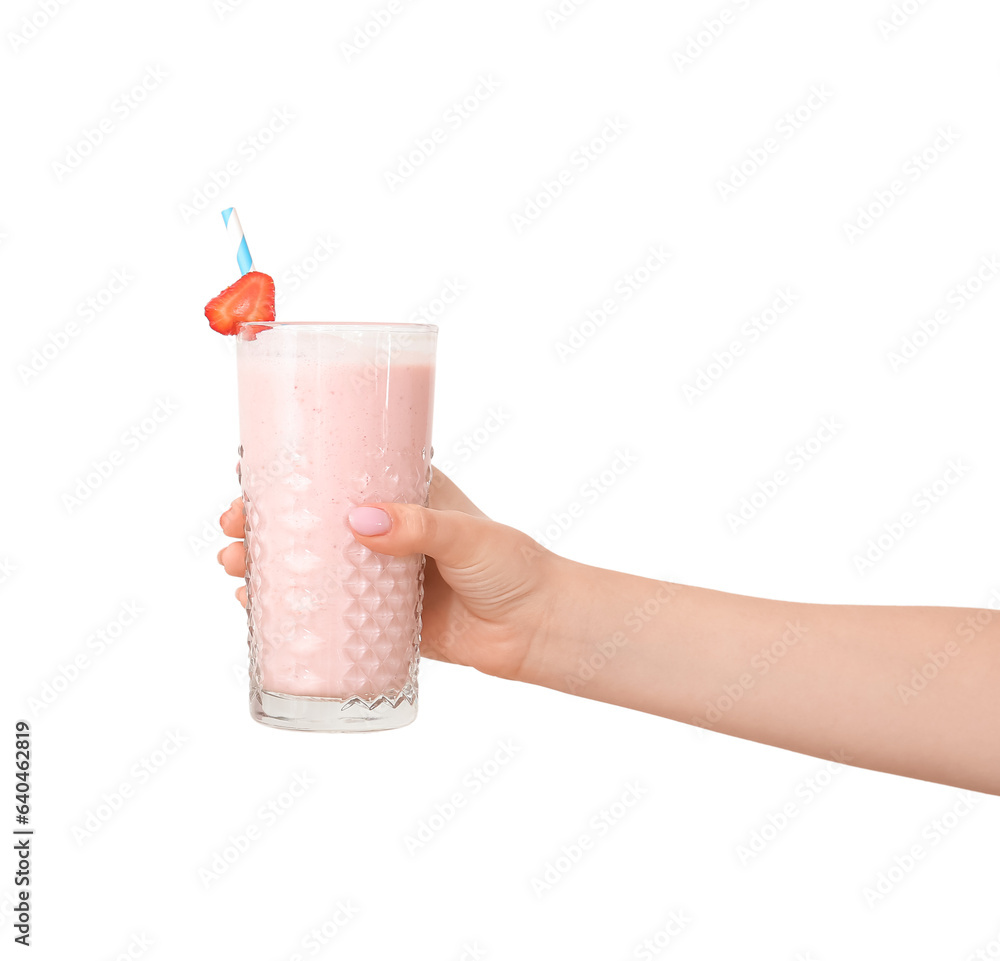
[522,556,1000,794]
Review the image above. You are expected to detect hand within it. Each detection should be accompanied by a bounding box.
[217,470,562,682]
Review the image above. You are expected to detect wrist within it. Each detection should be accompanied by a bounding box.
[515,550,609,693]
[512,550,683,702]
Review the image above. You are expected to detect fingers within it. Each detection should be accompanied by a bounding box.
[223,472,491,608]
[219,498,247,607]
[217,541,247,577]
[347,470,498,566]
[348,501,506,570]
[428,468,489,519]
[220,497,245,538]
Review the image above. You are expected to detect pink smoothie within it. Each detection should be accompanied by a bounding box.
[236,326,435,704]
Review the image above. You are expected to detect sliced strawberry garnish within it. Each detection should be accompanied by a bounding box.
[205,271,275,336]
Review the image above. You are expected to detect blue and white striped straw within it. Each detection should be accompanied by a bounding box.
[220,207,254,276]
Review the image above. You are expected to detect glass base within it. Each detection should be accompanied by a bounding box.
[251,689,417,733]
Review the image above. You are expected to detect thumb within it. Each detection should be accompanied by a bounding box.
[348,502,498,569]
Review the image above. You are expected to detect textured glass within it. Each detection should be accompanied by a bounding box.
[236,323,437,732]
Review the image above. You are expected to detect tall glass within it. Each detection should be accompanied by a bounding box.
[235,322,437,732]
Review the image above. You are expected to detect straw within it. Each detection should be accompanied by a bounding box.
[220,207,254,276]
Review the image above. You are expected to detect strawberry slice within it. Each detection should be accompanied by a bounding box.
[205,271,275,336]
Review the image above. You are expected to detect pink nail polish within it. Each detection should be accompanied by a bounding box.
[349,506,392,536]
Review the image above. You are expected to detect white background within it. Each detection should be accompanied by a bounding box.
[4,0,1000,957]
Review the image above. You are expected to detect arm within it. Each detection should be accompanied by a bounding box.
[219,470,1000,794]
[524,560,1000,795]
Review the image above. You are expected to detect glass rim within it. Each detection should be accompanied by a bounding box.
[240,322,438,333]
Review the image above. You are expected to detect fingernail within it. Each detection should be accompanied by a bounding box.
[217,547,225,565]
[349,506,392,536]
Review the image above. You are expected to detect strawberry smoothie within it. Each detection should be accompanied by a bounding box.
[235,322,437,732]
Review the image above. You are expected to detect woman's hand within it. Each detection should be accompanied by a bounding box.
[218,469,564,682]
